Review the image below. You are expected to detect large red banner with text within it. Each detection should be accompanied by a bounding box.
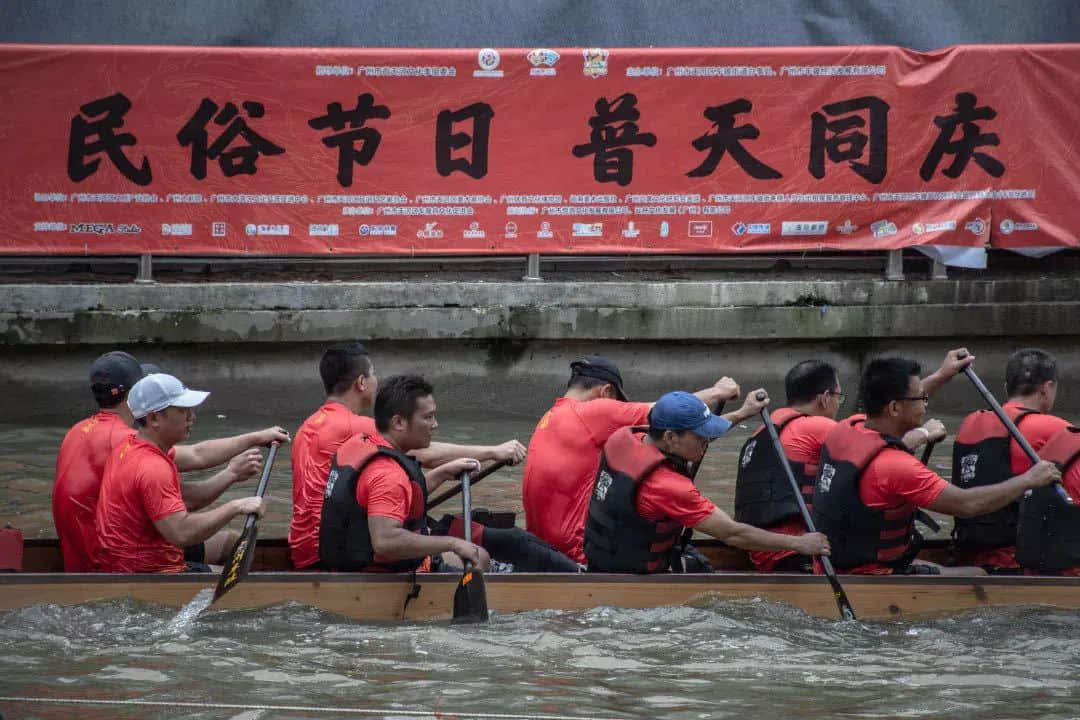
[0,43,1077,255]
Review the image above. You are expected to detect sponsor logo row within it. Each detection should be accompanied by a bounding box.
[30,218,1038,239]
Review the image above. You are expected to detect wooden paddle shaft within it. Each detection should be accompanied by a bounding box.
[461,470,473,546]
[241,442,279,533]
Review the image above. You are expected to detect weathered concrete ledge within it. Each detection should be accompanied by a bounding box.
[3,278,1079,344]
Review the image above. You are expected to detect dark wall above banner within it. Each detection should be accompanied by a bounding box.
[1,44,1076,256]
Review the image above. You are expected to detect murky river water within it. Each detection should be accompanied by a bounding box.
[2,408,1078,719]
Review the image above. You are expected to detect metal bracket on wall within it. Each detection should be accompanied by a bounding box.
[134,254,154,283]
[522,253,542,282]
[885,249,904,281]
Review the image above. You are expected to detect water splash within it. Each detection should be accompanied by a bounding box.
[157,587,214,637]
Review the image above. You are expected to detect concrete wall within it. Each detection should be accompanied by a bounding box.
[3,276,1080,421]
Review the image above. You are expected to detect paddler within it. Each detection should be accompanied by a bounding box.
[584,391,831,572]
[812,358,1060,576]
[734,349,971,572]
[93,373,271,572]
[54,351,288,571]
[950,348,1071,572]
[289,342,527,569]
[522,355,765,567]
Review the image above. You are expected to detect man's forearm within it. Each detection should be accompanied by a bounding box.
[724,523,805,552]
[959,476,1031,517]
[411,441,487,468]
[180,469,235,511]
[922,370,951,399]
[170,503,239,547]
[175,432,261,472]
[374,528,457,561]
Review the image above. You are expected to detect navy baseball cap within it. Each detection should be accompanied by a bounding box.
[649,391,732,439]
[569,355,628,401]
[89,351,145,398]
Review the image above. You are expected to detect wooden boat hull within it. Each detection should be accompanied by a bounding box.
[7,537,1080,621]
[4,571,1080,622]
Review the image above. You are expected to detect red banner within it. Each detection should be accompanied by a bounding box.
[0,43,1077,255]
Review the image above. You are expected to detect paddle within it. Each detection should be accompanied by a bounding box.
[452,469,489,623]
[920,440,937,465]
[757,393,857,621]
[212,441,280,603]
[955,350,1074,505]
[425,459,511,512]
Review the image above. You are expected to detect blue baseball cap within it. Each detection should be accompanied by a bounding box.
[649,391,732,439]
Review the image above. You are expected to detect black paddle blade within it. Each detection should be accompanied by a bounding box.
[829,577,857,621]
[212,524,259,603]
[451,565,489,624]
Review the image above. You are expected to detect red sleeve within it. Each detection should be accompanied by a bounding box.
[577,399,653,447]
[860,448,948,509]
[356,456,412,523]
[782,415,835,465]
[1010,414,1071,474]
[1064,463,1080,500]
[636,466,717,527]
[350,415,377,436]
[139,455,187,522]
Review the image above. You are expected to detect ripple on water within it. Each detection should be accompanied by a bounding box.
[1,598,1078,719]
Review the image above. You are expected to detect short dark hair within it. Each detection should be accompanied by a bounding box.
[785,360,839,405]
[567,375,610,392]
[92,385,128,409]
[319,342,373,396]
[1005,348,1057,396]
[374,375,434,432]
[860,357,922,416]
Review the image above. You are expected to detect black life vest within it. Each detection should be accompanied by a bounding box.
[584,426,689,573]
[950,406,1037,550]
[1016,426,1080,572]
[318,434,429,571]
[811,418,920,570]
[734,408,815,528]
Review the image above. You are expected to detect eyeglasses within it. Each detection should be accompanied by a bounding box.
[899,395,930,403]
[824,390,847,406]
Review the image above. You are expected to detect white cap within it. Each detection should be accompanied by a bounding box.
[127,373,210,419]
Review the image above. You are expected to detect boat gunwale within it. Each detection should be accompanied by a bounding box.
[5,571,1080,587]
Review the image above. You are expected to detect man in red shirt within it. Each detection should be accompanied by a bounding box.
[94,374,267,573]
[812,358,1060,575]
[319,374,489,571]
[54,351,289,571]
[951,348,1071,571]
[523,354,785,565]
[290,342,527,569]
[736,350,972,572]
[584,391,831,573]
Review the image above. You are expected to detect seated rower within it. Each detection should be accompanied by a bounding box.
[290,342,527,570]
[735,350,971,572]
[1017,425,1080,574]
[951,348,1071,572]
[319,375,489,572]
[522,354,760,566]
[584,391,830,573]
[94,374,269,573]
[320,374,578,573]
[812,358,1060,576]
[54,352,289,571]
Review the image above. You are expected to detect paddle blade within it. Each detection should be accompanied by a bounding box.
[451,565,489,624]
[212,524,259,603]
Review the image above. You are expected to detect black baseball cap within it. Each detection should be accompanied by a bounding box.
[89,351,145,405]
[570,355,628,401]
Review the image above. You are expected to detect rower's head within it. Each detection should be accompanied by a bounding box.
[785,360,844,419]
[375,374,437,451]
[1006,348,1058,412]
[860,358,926,433]
[89,351,145,410]
[566,355,628,402]
[646,391,730,463]
[127,373,210,447]
[320,342,377,410]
